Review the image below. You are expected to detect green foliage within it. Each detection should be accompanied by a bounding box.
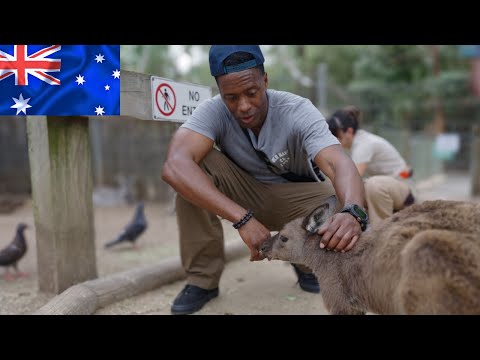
[352,45,429,83]
[423,70,470,99]
[120,45,478,132]
[121,45,176,78]
[341,46,478,130]
[307,45,365,86]
[176,45,214,89]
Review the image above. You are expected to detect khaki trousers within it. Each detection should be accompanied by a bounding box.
[176,149,338,289]
[364,175,413,226]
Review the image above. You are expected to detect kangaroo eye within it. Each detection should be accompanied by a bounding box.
[280,235,289,243]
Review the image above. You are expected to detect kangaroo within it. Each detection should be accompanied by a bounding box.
[261,197,480,315]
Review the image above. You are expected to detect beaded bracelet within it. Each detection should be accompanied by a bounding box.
[232,210,254,229]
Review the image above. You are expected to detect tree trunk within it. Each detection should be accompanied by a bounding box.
[471,125,480,196]
[429,45,445,134]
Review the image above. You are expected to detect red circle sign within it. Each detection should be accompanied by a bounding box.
[155,83,176,116]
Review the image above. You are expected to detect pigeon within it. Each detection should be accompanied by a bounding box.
[105,202,147,249]
[0,223,28,280]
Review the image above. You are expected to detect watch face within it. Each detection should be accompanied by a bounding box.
[353,204,368,220]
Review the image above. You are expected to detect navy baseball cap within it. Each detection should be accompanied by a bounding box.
[209,45,265,77]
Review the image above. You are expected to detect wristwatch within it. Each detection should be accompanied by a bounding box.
[341,204,369,231]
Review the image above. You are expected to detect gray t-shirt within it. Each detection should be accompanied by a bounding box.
[180,89,340,183]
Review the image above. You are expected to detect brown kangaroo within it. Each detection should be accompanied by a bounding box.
[261,196,480,315]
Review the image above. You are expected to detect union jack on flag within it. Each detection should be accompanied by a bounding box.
[0,45,120,116]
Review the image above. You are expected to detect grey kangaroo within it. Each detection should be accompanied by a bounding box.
[261,196,480,315]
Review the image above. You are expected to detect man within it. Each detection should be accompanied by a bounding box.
[327,105,416,226]
[161,45,367,315]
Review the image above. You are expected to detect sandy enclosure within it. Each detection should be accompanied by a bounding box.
[0,199,241,315]
[0,172,476,315]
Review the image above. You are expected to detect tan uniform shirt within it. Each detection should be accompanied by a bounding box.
[350,129,408,178]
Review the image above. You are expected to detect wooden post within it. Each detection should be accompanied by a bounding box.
[26,116,97,294]
[119,69,153,120]
[472,125,480,196]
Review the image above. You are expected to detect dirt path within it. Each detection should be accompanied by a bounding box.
[92,171,480,316]
[95,256,329,315]
[0,201,192,314]
[0,171,477,315]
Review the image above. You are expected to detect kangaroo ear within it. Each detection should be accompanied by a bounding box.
[302,196,336,234]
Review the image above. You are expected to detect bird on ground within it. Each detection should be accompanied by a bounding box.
[0,223,29,280]
[104,202,148,249]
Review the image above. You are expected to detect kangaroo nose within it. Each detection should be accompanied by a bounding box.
[261,243,270,253]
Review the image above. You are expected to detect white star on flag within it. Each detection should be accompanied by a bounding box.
[112,69,120,79]
[95,105,105,116]
[11,93,32,115]
[95,54,105,63]
[75,75,86,85]
[105,85,110,90]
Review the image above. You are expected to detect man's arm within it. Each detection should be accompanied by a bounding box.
[161,127,247,223]
[314,144,366,252]
[161,127,270,261]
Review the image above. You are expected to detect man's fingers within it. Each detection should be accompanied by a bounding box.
[334,231,354,252]
[319,222,339,249]
[317,217,333,235]
[249,248,260,261]
[327,230,350,251]
[333,232,352,251]
[343,235,359,252]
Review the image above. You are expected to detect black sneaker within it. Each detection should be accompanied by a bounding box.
[171,284,219,315]
[291,264,320,294]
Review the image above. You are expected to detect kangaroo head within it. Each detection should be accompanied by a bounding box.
[261,196,336,263]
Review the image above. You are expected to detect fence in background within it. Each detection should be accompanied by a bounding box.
[0,117,30,194]
[89,117,181,202]
[0,117,473,201]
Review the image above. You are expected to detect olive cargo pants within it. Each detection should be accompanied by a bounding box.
[176,149,338,290]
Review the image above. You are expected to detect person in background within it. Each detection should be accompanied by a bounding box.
[327,105,415,226]
[161,46,367,315]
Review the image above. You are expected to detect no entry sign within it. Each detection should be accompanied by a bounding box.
[151,76,212,122]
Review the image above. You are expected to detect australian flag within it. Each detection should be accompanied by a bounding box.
[0,45,120,116]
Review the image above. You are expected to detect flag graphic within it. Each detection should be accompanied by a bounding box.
[0,45,120,116]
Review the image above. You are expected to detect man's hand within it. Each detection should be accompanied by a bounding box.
[317,212,362,252]
[238,218,271,261]
[314,145,366,252]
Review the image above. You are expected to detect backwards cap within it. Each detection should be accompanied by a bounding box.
[209,45,265,77]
